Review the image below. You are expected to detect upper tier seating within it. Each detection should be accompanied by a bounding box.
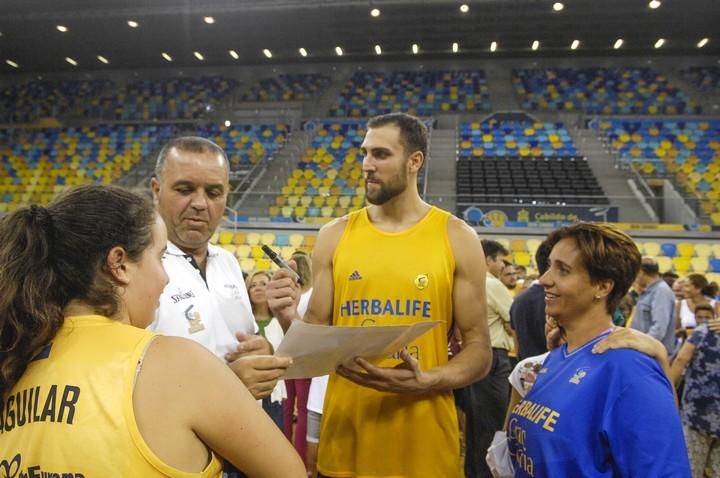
[96,76,237,120]
[513,67,699,114]
[330,70,491,117]
[681,66,720,91]
[241,74,331,101]
[596,119,720,223]
[194,123,289,174]
[0,80,113,123]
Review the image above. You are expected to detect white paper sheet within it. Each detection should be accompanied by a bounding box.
[274,320,442,379]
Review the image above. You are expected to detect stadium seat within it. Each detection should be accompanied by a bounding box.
[656,256,673,272]
[690,257,709,273]
[643,242,661,257]
[672,257,691,274]
[677,243,695,257]
[660,243,677,257]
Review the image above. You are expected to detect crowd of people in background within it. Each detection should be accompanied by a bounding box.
[1,113,718,478]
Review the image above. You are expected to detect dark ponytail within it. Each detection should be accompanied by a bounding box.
[0,185,155,396]
[0,205,64,396]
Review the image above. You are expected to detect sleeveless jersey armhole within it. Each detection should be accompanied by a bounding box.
[125,334,222,477]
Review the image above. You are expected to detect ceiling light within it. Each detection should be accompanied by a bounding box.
[571,39,580,50]
[532,40,540,50]
[65,57,78,66]
[6,59,19,68]
[224,120,231,127]
[56,25,68,32]
[452,42,459,53]
[648,0,661,9]
[490,41,497,52]
[97,55,109,64]
[127,20,139,28]
[654,38,665,48]
[335,46,343,56]
[613,38,624,49]
[161,52,173,62]
[298,47,308,57]
[553,2,564,11]
[204,16,215,24]
[263,49,272,58]
[412,44,419,54]
[229,50,239,59]
[460,4,470,13]
[697,38,709,48]
[374,45,382,55]
[370,8,380,17]
[194,51,204,61]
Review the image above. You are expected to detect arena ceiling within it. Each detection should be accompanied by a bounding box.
[0,0,718,74]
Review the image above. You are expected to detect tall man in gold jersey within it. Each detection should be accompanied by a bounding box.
[267,113,492,478]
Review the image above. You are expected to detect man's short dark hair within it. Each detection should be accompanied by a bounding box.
[535,240,552,275]
[367,112,428,160]
[155,136,229,179]
[481,239,509,260]
[639,256,660,276]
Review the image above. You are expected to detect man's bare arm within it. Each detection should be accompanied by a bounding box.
[267,217,347,331]
[426,216,492,389]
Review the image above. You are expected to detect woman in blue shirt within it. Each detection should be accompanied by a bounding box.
[507,223,690,477]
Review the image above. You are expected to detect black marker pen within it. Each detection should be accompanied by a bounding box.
[261,244,303,286]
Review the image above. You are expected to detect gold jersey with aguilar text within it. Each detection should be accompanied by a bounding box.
[318,207,460,478]
[0,315,222,478]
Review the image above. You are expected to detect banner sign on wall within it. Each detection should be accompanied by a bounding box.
[459,204,619,227]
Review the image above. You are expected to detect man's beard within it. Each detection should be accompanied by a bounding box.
[365,174,407,205]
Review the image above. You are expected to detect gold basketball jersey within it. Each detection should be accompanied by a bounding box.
[318,207,461,478]
[0,315,222,477]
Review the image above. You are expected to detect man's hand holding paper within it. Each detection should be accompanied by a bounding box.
[274,320,441,381]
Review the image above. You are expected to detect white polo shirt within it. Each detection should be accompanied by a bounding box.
[150,241,257,359]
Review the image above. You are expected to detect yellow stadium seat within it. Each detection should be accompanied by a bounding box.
[513,251,531,267]
[642,242,661,257]
[218,231,234,245]
[497,239,510,250]
[221,244,237,255]
[690,257,709,273]
[250,245,265,259]
[235,245,251,258]
[656,256,672,272]
[304,235,317,249]
[260,232,275,246]
[232,233,247,245]
[694,244,712,258]
[247,233,261,245]
[676,243,695,257]
[712,244,720,258]
[240,257,255,272]
[255,258,271,271]
[280,246,295,259]
[510,239,527,253]
[672,257,691,274]
[526,239,542,256]
[210,232,219,244]
[289,233,304,248]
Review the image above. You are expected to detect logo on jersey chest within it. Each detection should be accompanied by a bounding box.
[170,289,195,304]
[414,274,429,290]
[184,305,205,334]
[569,367,590,384]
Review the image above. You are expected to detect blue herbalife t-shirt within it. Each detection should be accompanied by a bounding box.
[507,331,690,477]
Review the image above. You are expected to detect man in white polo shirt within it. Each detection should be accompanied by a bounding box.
[149,136,290,400]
